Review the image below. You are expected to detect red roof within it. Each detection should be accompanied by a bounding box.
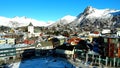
[67,37,82,45]
[24,39,35,44]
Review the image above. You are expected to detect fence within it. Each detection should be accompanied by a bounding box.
[75,49,120,67]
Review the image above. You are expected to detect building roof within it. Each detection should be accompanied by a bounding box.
[0,44,33,49]
[0,44,15,49]
[28,22,33,26]
[15,44,29,48]
[55,45,75,51]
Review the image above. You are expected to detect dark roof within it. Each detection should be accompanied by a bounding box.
[55,45,75,51]
[28,22,33,26]
[75,40,89,50]
[51,38,60,42]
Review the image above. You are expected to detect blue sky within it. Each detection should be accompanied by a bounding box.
[0,0,120,22]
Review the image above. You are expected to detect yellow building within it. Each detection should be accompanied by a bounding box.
[0,39,6,44]
[0,38,15,45]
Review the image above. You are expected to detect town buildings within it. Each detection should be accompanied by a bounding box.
[0,22,120,67]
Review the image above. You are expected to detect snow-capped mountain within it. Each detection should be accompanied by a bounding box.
[70,6,120,30]
[1,6,120,30]
[0,16,52,27]
[49,15,76,27]
[61,15,77,23]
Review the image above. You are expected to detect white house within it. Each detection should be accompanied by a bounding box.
[7,38,16,45]
[27,22,34,38]
[117,31,120,36]
[102,29,111,34]
[28,22,34,34]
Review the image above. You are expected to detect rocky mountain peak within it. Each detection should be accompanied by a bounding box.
[68,6,120,32]
[83,6,95,16]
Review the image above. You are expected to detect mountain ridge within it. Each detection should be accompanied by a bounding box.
[0,16,53,27]
[48,15,76,27]
[69,6,120,31]
[0,6,120,30]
